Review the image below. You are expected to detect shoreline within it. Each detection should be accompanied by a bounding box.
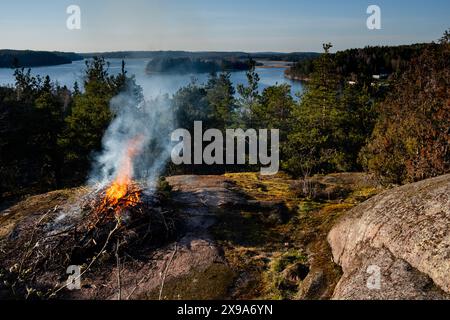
[284,73,311,82]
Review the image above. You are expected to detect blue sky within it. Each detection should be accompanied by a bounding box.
[0,0,448,52]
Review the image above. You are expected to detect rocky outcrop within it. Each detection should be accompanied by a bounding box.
[0,177,239,300]
[328,174,450,299]
[4,173,446,300]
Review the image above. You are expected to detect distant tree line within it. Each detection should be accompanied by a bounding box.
[82,51,319,62]
[0,50,83,68]
[285,43,438,85]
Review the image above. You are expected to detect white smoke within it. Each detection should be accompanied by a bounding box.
[88,80,175,190]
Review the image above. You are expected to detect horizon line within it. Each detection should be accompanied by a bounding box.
[0,40,437,56]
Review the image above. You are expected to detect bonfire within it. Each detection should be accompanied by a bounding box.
[94,136,145,219]
[0,136,178,299]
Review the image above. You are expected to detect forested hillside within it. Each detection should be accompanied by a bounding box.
[286,43,436,84]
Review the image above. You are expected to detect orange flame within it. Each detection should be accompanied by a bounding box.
[102,136,144,213]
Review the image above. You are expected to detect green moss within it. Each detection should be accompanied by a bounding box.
[297,200,323,214]
[321,203,355,214]
[212,209,272,247]
[143,263,235,300]
[346,187,380,203]
[262,250,308,300]
[271,250,307,273]
[224,172,295,204]
[216,172,384,299]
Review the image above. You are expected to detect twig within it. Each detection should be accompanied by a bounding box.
[116,239,121,300]
[126,274,150,300]
[159,210,169,235]
[43,226,76,239]
[158,243,178,300]
[18,207,55,274]
[49,220,121,297]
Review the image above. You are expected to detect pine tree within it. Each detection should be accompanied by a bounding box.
[205,72,236,128]
[60,57,129,176]
[73,81,80,96]
[284,43,346,176]
[237,59,260,127]
[254,84,294,136]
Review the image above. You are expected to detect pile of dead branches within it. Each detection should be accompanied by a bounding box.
[0,185,179,299]
[85,183,144,228]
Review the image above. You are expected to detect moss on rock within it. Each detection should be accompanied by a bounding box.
[143,263,235,300]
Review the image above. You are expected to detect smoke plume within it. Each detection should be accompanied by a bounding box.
[88,80,175,190]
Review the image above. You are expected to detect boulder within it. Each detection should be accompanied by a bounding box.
[328,174,450,299]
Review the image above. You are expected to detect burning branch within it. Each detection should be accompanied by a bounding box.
[95,135,145,218]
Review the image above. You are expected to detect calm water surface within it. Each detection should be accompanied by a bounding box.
[0,59,303,99]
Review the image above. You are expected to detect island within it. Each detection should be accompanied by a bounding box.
[145,57,257,74]
[0,50,83,68]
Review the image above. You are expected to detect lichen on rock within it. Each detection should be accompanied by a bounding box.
[328,174,450,299]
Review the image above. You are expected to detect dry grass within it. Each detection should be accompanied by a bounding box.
[0,188,81,239]
[0,185,178,299]
[218,171,385,299]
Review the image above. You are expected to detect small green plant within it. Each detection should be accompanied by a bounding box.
[262,250,309,299]
[157,177,173,197]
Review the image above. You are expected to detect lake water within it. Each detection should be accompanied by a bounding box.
[0,59,303,99]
